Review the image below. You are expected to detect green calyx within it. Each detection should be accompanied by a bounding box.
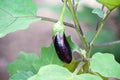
[52,22,65,36]
[52,0,67,36]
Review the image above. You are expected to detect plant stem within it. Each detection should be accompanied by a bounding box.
[83,61,90,73]
[67,0,88,50]
[39,16,75,28]
[1,7,74,28]
[96,5,104,30]
[90,11,111,46]
[59,0,67,23]
[73,61,85,75]
[61,0,70,10]
[88,11,111,59]
[68,0,90,73]
[67,0,83,35]
[93,40,120,47]
[14,15,74,28]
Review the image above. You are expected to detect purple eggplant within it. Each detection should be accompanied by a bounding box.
[53,32,72,63]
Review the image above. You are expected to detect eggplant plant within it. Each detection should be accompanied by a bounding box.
[0,0,120,80]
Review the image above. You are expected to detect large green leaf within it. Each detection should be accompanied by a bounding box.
[75,74,102,80]
[90,52,120,79]
[7,52,39,76]
[0,0,39,38]
[33,44,63,71]
[28,65,102,80]
[97,0,120,10]
[28,65,71,80]
[10,71,34,80]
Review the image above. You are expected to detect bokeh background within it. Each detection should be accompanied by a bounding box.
[0,0,120,80]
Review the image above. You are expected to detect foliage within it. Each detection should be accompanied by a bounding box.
[0,0,40,38]
[7,52,39,76]
[92,8,104,19]
[32,44,63,71]
[10,71,34,80]
[97,0,120,10]
[90,53,120,79]
[28,65,102,80]
[0,0,119,80]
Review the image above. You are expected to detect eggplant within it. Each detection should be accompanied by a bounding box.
[53,32,72,63]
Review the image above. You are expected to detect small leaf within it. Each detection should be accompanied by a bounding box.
[92,8,104,19]
[33,44,63,71]
[0,0,39,38]
[67,36,80,52]
[28,64,102,80]
[90,52,120,79]
[77,6,98,25]
[7,52,39,76]
[10,71,34,80]
[97,0,120,10]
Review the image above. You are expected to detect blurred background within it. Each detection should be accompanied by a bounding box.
[0,0,120,80]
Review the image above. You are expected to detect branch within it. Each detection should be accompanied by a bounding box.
[90,11,111,46]
[68,0,88,50]
[68,0,83,35]
[93,40,120,47]
[0,8,74,28]
[36,16,74,28]
[96,5,104,30]
[73,61,85,75]
[61,0,70,10]
[14,15,75,28]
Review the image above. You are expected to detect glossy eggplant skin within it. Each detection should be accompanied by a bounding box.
[53,33,72,63]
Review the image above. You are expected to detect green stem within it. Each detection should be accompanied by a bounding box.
[67,0,88,50]
[68,0,90,74]
[87,11,111,60]
[90,11,111,46]
[13,15,75,28]
[82,60,90,73]
[93,40,120,47]
[73,61,85,75]
[52,0,67,35]
[59,0,67,23]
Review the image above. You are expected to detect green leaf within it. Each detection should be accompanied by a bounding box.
[28,65,71,80]
[97,0,120,10]
[67,36,80,52]
[64,60,79,72]
[10,71,34,80]
[28,64,102,80]
[90,52,120,79]
[0,0,39,38]
[92,8,104,19]
[33,44,63,71]
[75,74,102,80]
[7,52,39,76]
